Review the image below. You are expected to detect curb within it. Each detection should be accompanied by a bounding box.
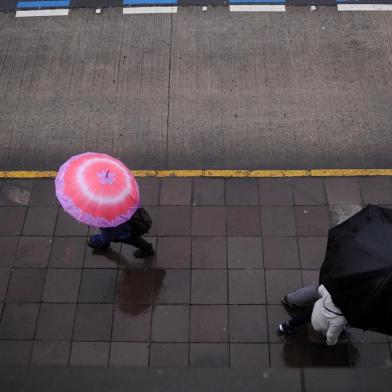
[2,169,392,178]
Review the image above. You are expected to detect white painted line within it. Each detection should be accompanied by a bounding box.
[16,9,69,17]
[338,4,392,11]
[123,6,177,14]
[229,4,285,12]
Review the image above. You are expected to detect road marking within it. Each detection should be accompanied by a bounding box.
[310,169,392,177]
[337,4,392,11]
[17,0,69,7]
[229,5,285,12]
[230,0,285,3]
[135,170,309,177]
[123,6,177,13]
[2,169,392,179]
[0,171,58,178]
[123,0,176,3]
[16,9,69,17]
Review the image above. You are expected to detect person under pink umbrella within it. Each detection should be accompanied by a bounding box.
[56,152,154,258]
[88,207,154,258]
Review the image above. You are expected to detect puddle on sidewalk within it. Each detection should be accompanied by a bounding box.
[117,268,166,315]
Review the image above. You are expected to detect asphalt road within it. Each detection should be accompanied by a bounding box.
[0,7,392,170]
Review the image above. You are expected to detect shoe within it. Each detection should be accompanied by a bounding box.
[277,323,295,336]
[133,248,155,259]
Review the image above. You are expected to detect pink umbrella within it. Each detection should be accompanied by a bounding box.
[55,152,140,228]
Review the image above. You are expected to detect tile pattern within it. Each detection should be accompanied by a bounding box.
[0,177,391,368]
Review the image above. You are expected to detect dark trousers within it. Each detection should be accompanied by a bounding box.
[288,308,313,329]
[122,235,152,252]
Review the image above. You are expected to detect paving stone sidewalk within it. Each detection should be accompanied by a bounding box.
[0,176,391,368]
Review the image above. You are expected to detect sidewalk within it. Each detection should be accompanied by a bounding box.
[0,176,391,368]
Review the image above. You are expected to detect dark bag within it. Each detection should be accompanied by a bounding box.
[129,208,152,236]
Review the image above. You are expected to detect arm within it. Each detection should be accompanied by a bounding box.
[326,323,346,346]
[318,284,328,297]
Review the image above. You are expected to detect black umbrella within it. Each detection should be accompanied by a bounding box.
[319,204,392,335]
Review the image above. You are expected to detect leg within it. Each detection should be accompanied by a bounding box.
[278,308,313,336]
[287,308,313,329]
[87,227,120,251]
[125,236,154,258]
[87,234,111,251]
[282,285,320,308]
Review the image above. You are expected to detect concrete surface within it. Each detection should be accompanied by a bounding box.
[0,367,301,392]
[2,367,392,392]
[0,7,392,170]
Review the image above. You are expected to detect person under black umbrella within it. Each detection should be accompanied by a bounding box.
[318,205,392,335]
[278,284,348,346]
[278,204,392,344]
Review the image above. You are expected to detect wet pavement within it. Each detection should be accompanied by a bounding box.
[0,176,392,368]
[1,8,392,171]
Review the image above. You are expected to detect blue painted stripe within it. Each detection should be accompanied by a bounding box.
[123,0,177,4]
[17,0,69,8]
[230,0,285,3]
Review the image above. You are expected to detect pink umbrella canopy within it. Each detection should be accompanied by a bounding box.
[55,152,140,228]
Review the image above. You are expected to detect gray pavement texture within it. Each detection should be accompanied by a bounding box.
[1,177,392,372]
[2,367,392,392]
[0,7,392,170]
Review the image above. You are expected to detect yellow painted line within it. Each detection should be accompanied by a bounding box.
[1,169,392,178]
[133,170,204,177]
[311,169,392,177]
[132,170,311,177]
[202,170,311,178]
[0,171,57,178]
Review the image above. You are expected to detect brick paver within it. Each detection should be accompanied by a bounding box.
[0,177,391,368]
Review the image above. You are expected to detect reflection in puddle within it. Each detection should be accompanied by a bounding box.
[280,342,359,367]
[117,268,166,315]
[280,344,310,367]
